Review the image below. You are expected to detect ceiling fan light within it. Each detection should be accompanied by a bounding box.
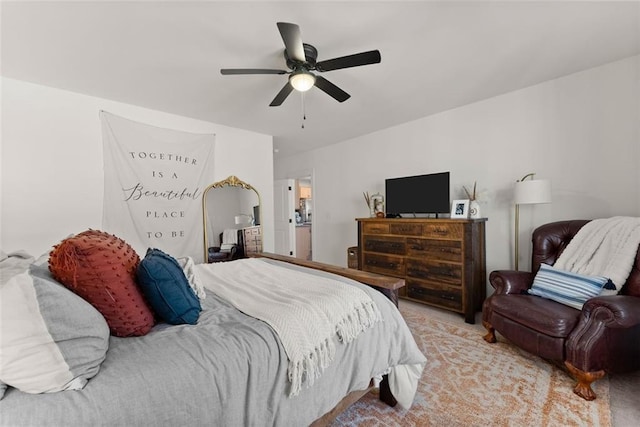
[290,72,316,92]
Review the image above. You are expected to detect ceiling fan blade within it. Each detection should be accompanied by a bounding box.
[316,50,381,72]
[277,22,305,63]
[269,82,294,106]
[221,69,288,75]
[314,76,350,103]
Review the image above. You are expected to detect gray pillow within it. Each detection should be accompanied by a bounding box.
[0,259,110,396]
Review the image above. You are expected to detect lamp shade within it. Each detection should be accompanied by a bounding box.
[290,72,316,92]
[514,179,552,205]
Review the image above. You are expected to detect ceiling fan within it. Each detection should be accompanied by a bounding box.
[221,22,381,106]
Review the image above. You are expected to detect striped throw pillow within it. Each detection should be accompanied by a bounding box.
[528,263,609,310]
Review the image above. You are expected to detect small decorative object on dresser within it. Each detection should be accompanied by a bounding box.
[364,191,385,218]
[463,181,482,219]
[371,193,385,217]
[450,199,470,219]
[468,200,481,219]
[356,217,487,323]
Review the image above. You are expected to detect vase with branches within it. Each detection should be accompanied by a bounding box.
[463,181,482,218]
[363,191,375,217]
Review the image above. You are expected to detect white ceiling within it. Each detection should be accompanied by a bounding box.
[2,1,639,158]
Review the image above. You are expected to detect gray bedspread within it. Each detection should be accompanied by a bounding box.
[0,259,425,426]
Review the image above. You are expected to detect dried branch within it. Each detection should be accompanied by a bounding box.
[463,181,477,201]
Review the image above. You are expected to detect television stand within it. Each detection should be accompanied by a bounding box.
[356,217,486,324]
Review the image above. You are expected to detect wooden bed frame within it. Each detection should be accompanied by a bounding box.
[251,252,404,425]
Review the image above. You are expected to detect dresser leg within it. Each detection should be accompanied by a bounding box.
[464,310,476,324]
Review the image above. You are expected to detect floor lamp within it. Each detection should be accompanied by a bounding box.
[514,173,552,270]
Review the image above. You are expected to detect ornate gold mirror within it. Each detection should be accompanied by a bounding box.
[202,176,262,263]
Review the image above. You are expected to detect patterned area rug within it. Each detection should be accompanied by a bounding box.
[333,302,611,426]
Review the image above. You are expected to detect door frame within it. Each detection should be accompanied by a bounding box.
[273,178,296,257]
[289,168,315,261]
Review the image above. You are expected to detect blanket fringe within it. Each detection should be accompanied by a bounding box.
[288,337,336,397]
[336,300,381,343]
[287,300,381,397]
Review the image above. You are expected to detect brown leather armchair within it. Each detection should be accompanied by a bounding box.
[482,220,640,400]
[207,231,245,263]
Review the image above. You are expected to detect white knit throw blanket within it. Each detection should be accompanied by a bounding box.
[193,258,381,396]
[554,216,640,292]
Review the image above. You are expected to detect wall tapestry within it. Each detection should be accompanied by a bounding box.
[101,111,215,262]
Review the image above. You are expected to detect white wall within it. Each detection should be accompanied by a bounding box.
[275,56,640,285]
[1,78,274,261]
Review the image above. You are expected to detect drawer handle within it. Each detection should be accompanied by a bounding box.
[408,267,457,278]
[367,242,403,250]
[367,260,397,269]
[433,228,448,234]
[410,287,456,301]
[407,268,427,278]
[436,268,457,277]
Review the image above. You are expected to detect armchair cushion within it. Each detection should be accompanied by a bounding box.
[491,294,580,338]
[528,263,610,310]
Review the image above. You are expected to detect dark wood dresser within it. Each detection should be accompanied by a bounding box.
[356,218,486,323]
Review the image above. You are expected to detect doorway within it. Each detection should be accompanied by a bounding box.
[273,172,314,260]
[294,176,313,261]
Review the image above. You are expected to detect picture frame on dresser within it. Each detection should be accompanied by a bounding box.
[450,199,469,218]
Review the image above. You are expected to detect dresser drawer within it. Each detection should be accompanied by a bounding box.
[363,236,405,255]
[246,227,260,236]
[406,238,462,262]
[405,259,462,286]
[362,222,389,234]
[389,223,422,236]
[362,253,405,277]
[406,279,462,311]
[422,223,463,240]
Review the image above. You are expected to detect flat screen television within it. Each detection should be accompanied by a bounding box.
[385,172,450,216]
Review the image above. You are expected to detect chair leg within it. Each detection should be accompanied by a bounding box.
[564,361,605,401]
[482,321,497,343]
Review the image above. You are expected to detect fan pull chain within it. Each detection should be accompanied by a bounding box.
[301,92,307,129]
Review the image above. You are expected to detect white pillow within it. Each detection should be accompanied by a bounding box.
[176,256,206,300]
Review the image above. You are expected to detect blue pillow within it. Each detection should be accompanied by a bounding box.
[528,263,609,310]
[136,248,201,325]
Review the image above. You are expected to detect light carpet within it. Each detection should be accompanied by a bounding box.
[333,301,611,426]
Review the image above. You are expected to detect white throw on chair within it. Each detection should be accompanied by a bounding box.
[221,229,239,252]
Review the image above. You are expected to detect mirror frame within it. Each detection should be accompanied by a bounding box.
[202,175,262,262]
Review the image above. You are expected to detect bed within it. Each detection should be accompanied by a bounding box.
[0,235,426,426]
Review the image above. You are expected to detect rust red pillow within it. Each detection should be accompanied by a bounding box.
[49,230,155,337]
